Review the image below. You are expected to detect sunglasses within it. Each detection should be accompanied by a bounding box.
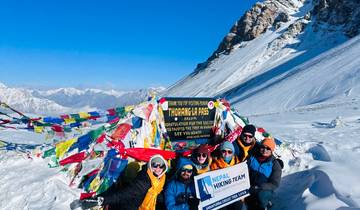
[221,150,233,155]
[242,134,254,139]
[181,169,193,173]
[151,163,165,169]
[260,146,272,151]
[196,153,208,158]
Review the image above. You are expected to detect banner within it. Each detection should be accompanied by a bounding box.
[162,97,216,141]
[194,162,250,210]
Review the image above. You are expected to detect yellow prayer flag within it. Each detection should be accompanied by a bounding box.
[64,118,76,124]
[125,105,134,112]
[79,112,90,119]
[89,175,101,192]
[55,137,77,158]
[34,125,44,133]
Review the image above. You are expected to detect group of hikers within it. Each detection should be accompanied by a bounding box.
[76,124,282,210]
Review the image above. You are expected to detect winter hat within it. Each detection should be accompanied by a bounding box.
[182,164,193,170]
[261,137,276,152]
[241,124,256,136]
[194,144,210,154]
[220,141,234,152]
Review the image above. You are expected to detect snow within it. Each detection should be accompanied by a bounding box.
[0,85,164,115]
[1,97,359,210]
[1,0,360,209]
[0,152,80,210]
[248,101,360,209]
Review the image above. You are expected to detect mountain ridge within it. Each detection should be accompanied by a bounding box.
[165,0,360,115]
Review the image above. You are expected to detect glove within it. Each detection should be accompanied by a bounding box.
[175,192,188,205]
[249,186,260,195]
[187,196,200,210]
[70,197,104,210]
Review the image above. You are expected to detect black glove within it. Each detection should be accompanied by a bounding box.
[70,197,104,210]
[175,192,188,205]
[187,196,200,210]
[249,186,260,195]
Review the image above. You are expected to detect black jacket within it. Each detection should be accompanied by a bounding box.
[100,168,166,210]
[247,152,282,191]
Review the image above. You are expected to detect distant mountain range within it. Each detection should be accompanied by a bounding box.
[0,82,164,115]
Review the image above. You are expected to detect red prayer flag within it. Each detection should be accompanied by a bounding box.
[125,148,176,161]
[59,152,86,166]
[111,123,131,141]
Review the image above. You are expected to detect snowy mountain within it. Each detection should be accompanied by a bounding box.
[165,0,360,115]
[32,87,164,110]
[0,84,74,115]
[0,83,165,115]
[1,0,360,210]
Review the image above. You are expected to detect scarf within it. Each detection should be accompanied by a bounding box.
[237,139,255,162]
[193,157,212,175]
[210,156,240,171]
[139,168,166,210]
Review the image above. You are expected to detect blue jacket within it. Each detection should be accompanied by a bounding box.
[165,158,196,210]
[247,154,282,191]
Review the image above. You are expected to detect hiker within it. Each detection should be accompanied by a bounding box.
[75,154,168,210]
[190,144,212,175]
[210,141,240,170]
[233,124,258,162]
[210,141,242,210]
[245,137,282,210]
[165,157,199,210]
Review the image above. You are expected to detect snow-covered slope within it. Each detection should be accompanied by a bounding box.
[1,96,359,210]
[165,0,359,115]
[227,34,360,115]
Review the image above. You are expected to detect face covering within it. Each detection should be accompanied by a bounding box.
[223,155,232,164]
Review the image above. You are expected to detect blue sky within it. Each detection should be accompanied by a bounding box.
[0,0,258,90]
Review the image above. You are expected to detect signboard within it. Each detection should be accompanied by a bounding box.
[194,162,250,210]
[161,97,216,141]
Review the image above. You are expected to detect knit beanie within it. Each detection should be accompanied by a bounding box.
[220,141,234,152]
[261,137,276,152]
[241,124,256,136]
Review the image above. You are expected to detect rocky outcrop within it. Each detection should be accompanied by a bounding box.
[194,0,360,73]
[212,3,279,57]
[312,0,360,37]
[195,0,298,72]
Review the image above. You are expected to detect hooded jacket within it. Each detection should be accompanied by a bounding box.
[165,158,197,210]
[101,155,168,210]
